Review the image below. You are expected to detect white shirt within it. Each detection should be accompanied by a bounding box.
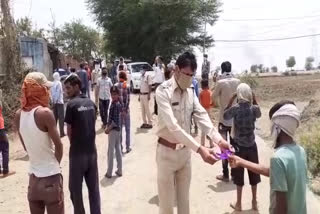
[140,73,152,93]
[97,76,113,100]
[153,66,165,84]
[20,107,61,177]
[117,63,127,73]
[50,81,64,104]
[156,77,222,152]
[213,75,240,126]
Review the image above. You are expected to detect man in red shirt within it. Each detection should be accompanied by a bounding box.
[0,89,15,177]
[199,80,214,147]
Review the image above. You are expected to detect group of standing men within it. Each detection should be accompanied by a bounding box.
[0,49,307,214]
[12,55,133,214]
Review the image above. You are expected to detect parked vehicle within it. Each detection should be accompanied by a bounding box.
[127,62,155,93]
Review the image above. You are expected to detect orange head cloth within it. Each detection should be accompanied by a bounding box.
[21,74,50,112]
[119,78,127,88]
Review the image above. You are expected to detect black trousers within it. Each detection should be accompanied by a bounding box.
[201,73,209,80]
[0,130,9,174]
[81,88,87,96]
[53,103,65,136]
[99,99,110,126]
[218,123,234,178]
[233,143,261,186]
[154,83,161,115]
[69,153,101,214]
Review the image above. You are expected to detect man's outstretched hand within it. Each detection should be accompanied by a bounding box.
[198,146,219,165]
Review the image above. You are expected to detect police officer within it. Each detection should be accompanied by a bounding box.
[155,52,232,214]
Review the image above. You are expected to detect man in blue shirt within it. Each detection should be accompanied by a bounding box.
[76,63,89,97]
[192,76,199,135]
[105,86,123,178]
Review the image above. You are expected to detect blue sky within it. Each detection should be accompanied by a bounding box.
[13,0,320,73]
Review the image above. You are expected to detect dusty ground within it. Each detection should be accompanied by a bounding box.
[1,75,320,213]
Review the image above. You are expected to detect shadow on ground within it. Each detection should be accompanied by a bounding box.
[100,177,117,187]
[148,195,159,206]
[135,128,149,134]
[223,209,260,214]
[14,154,29,161]
[96,128,105,135]
[208,181,236,193]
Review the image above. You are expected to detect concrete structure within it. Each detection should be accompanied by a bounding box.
[20,37,53,78]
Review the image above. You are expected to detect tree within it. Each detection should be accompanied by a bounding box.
[16,17,46,38]
[88,0,221,62]
[305,56,314,71]
[271,66,278,73]
[250,65,258,73]
[258,64,264,73]
[286,56,296,70]
[265,67,270,73]
[215,66,221,73]
[16,17,32,36]
[57,20,104,61]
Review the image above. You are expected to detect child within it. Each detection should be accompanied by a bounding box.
[229,100,307,214]
[116,70,131,153]
[105,86,123,178]
[223,83,261,211]
[0,89,14,177]
[199,79,214,147]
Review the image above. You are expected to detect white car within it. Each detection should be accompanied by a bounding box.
[127,62,155,93]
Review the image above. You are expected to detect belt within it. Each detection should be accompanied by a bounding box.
[140,93,149,95]
[158,137,185,150]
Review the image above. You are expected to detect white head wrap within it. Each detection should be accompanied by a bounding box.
[237,83,252,103]
[53,72,61,82]
[271,104,301,139]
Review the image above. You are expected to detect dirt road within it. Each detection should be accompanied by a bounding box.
[0,94,319,213]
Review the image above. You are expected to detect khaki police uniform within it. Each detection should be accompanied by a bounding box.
[155,77,222,214]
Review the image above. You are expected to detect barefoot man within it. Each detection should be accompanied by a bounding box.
[155,52,233,214]
[14,72,64,214]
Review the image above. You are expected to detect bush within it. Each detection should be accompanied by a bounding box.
[283,71,290,76]
[300,122,320,177]
[240,74,259,89]
[291,71,298,76]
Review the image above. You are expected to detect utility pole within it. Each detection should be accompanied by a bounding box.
[311,28,318,67]
[203,19,207,55]
[202,0,207,55]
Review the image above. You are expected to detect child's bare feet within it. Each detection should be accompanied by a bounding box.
[230,202,242,211]
[252,200,259,211]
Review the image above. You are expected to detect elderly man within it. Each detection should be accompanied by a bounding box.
[156,52,232,214]
[51,72,65,138]
[14,72,64,214]
[213,61,240,182]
